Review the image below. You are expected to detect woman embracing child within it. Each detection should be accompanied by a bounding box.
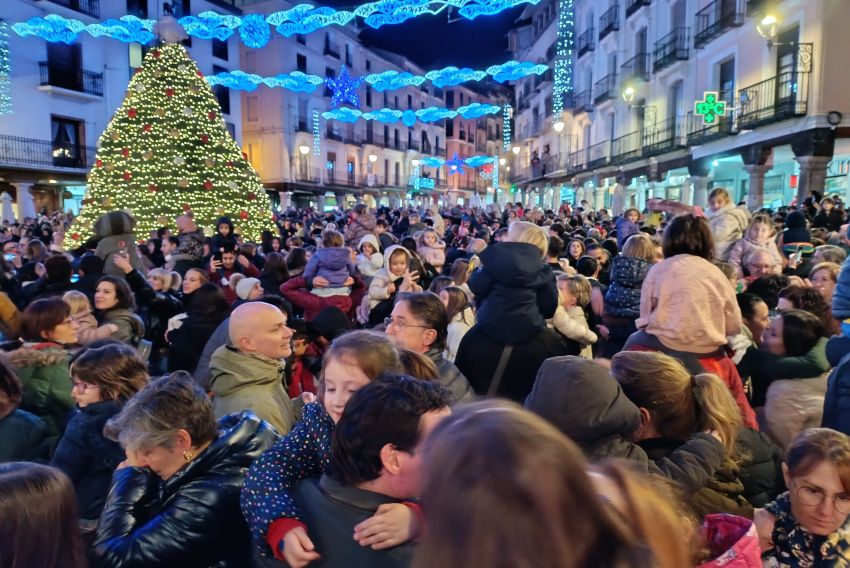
[358,245,422,326]
[726,214,784,279]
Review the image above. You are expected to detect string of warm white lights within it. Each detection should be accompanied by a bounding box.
[206,60,548,94]
[12,0,542,47]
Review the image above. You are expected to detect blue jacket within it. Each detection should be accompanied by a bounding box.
[303,247,355,288]
[832,254,850,320]
[823,337,850,435]
[51,400,125,520]
[469,242,559,345]
[604,256,652,319]
[615,218,640,250]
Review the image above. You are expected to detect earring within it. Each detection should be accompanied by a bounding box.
[182,450,193,461]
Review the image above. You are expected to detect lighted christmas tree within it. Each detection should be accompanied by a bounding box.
[65,42,272,247]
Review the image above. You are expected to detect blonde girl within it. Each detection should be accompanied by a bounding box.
[706,187,749,261]
[63,290,118,345]
[727,214,783,278]
[416,228,446,273]
[552,274,596,358]
[147,268,182,293]
[506,220,548,259]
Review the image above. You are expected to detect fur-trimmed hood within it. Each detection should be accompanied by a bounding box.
[7,342,71,368]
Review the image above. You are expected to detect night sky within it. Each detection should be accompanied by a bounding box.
[358,7,524,69]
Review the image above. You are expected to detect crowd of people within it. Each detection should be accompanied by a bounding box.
[3,189,850,567]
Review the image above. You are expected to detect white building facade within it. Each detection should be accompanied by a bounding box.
[0,0,243,218]
[512,0,850,213]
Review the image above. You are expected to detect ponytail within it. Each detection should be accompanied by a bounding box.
[691,373,741,458]
[167,271,182,292]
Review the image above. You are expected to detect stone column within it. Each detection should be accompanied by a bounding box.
[13,183,36,220]
[796,156,830,206]
[691,176,710,209]
[611,183,626,216]
[278,191,291,210]
[744,164,770,211]
[316,194,326,212]
[334,192,347,210]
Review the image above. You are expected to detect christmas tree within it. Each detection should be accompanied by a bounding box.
[65,42,273,247]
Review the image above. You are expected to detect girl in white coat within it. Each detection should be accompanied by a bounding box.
[439,286,474,363]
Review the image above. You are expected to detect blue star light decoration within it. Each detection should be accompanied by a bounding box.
[446,153,466,175]
[326,68,363,108]
[239,13,271,48]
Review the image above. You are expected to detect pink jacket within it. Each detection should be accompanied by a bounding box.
[698,514,761,568]
[417,242,446,269]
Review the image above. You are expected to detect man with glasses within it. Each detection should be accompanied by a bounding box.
[385,292,475,405]
[745,249,779,280]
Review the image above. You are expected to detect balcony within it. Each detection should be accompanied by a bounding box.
[642,117,686,157]
[39,62,103,98]
[626,0,650,19]
[654,27,690,72]
[594,74,617,105]
[567,148,586,173]
[0,134,96,170]
[686,107,735,146]
[694,0,744,49]
[407,142,421,152]
[323,40,341,58]
[587,141,610,169]
[738,55,812,130]
[611,131,642,164]
[36,0,99,18]
[599,5,620,41]
[577,28,595,58]
[295,166,322,184]
[296,121,309,133]
[621,53,649,84]
[574,89,593,113]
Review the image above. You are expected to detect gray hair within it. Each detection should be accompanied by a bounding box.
[104,372,217,452]
[815,244,847,265]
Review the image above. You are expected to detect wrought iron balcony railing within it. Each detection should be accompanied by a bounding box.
[694,0,744,49]
[654,27,690,72]
[39,62,103,96]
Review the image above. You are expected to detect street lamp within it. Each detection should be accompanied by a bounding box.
[511,145,520,155]
[368,154,378,163]
[756,13,781,45]
[499,158,506,166]
[553,121,564,133]
[621,85,636,104]
[298,144,310,156]
[411,159,420,167]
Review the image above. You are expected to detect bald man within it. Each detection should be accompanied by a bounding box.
[209,302,298,435]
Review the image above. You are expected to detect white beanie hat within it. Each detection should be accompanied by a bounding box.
[235,276,261,300]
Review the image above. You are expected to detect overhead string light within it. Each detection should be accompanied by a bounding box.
[206,60,548,93]
[12,0,542,47]
[502,104,512,151]
[0,20,11,116]
[552,0,575,119]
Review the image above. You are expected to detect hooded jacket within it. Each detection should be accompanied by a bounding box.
[525,356,725,494]
[468,241,559,345]
[604,255,652,319]
[707,204,749,261]
[92,412,278,568]
[355,234,383,278]
[782,210,812,250]
[7,342,73,439]
[367,245,415,309]
[698,514,761,568]
[303,247,355,288]
[93,211,148,278]
[209,345,297,436]
[210,217,238,254]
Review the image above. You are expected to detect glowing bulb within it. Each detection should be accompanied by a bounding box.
[411,159,420,166]
[298,145,310,155]
[512,146,520,155]
[499,158,506,165]
[553,121,564,132]
[368,154,378,163]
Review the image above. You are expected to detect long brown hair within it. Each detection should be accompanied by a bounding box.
[70,343,149,402]
[0,462,87,568]
[440,286,471,324]
[412,400,643,568]
[611,351,741,457]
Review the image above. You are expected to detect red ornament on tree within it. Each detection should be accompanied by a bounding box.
[148,184,158,193]
[226,161,234,167]
[208,111,217,121]
[152,49,161,58]
[200,134,209,144]
[196,70,204,78]
[239,210,248,220]
[241,152,248,160]
[71,233,80,241]
[142,124,152,133]
[95,159,103,168]
[121,148,130,157]
[165,88,174,97]
[127,108,138,119]
[182,204,191,212]
[203,180,213,191]
[123,171,132,181]
[247,192,256,201]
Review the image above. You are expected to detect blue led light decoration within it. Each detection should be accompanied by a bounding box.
[502,104,512,151]
[0,21,11,116]
[326,67,363,108]
[492,155,500,189]
[178,11,241,41]
[552,0,575,119]
[446,153,465,175]
[312,109,321,156]
[239,13,271,48]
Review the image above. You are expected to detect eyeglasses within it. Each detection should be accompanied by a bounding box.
[384,317,431,331]
[748,264,773,271]
[71,381,99,393]
[795,482,850,515]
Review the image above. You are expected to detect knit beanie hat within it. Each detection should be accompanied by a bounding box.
[235,277,260,300]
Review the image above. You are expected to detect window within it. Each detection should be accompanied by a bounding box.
[128,43,144,69]
[126,0,147,18]
[366,60,372,71]
[394,162,400,186]
[460,92,464,106]
[446,119,454,137]
[246,96,258,121]
[384,125,389,145]
[366,121,374,143]
[297,98,308,131]
[296,34,306,45]
[326,152,336,182]
[366,86,372,107]
[212,38,228,60]
[407,94,412,108]
[51,116,83,168]
[172,0,192,47]
[719,58,735,101]
[297,54,307,73]
[394,96,399,108]
[668,80,684,131]
[213,65,230,115]
[384,159,389,185]
[324,68,335,97]
[46,43,83,91]
[394,129,400,150]
[445,90,454,107]
[226,122,236,140]
[345,44,353,67]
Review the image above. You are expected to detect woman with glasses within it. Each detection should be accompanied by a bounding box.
[756,428,850,565]
[6,297,79,445]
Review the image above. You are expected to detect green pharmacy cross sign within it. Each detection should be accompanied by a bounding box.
[695,91,728,125]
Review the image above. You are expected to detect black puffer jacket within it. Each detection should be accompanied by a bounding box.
[469,242,558,345]
[92,412,277,568]
[525,356,725,495]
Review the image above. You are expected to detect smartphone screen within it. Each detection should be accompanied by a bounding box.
[70,274,80,283]
[3,253,13,262]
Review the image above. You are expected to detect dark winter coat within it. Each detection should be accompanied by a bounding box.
[735,427,785,508]
[468,242,559,345]
[210,217,239,255]
[604,256,652,319]
[20,277,75,307]
[51,400,125,520]
[124,269,181,353]
[823,340,850,436]
[168,313,227,374]
[615,217,640,249]
[344,212,377,245]
[813,208,845,233]
[92,412,277,568]
[425,347,475,405]
[94,211,147,278]
[0,408,49,461]
[525,356,725,495]
[456,325,574,403]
